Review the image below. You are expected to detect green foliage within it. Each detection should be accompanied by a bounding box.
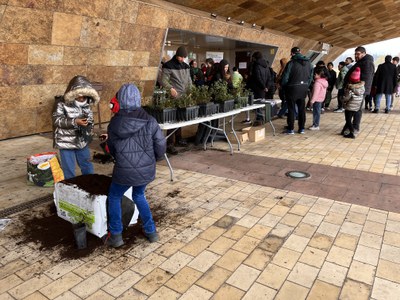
[151,88,175,109]
[192,85,211,105]
[174,87,197,108]
[210,80,234,103]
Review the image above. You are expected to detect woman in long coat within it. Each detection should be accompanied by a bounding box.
[373,55,397,113]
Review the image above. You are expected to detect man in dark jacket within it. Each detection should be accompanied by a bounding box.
[324,62,337,109]
[162,46,192,154]
[281,47,313,134]
[344,46,375,134]
[247,51,271,124]
[373,55,397,113]
[105,83,166,248]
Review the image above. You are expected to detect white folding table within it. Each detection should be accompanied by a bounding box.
[159,104,265,181]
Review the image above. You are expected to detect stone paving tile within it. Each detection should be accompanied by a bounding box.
[340,279,371,300]
[299,246,328,268]
[196,265,231,293]
[180,237,212,257]
[334,232,359,251]
[294,223,317,238]
[308,233,334,251]
[354,244,380,266]
[53,291,81,300]
[282,234,309,252]
[243,248,273,270]
[39,273,82,299]
[102,270,142,298]
[274,281,309,300]
[23,291,48,300]
[287,262,319,288]
[213,284,245,300]
[187,250,220,273]
[159,251,193,275]
[154,238,186,258]
[70,271,113,299]
[222,225,249,240]
[72,255,110,279]
[348,260,376,285]
[272,247,301,270]
[134,268,173,296]
[318,261,348,287]
[147,286,180,300]
[231,235,260,254]
[8,274,53,299]
[242,282,277,300]
[380,244,400,264]
[363,220,385,236]
[316,221,340,238]
[207,236,236,255]
[215,249,248,272]
[179,285,213,300]
[0,275,23,295]
[164,266,202,294]
[226,264,261,291]
[358,231,383,250]
[376,259,400,284]
[257,263,290,290]
[307,279,341,300]
[102,254,140,277]
[326,245,354,267]
[371,277,400,300]
[85,290,115,300]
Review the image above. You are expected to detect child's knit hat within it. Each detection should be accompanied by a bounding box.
[117,83,141,111]
[349,67,361,83]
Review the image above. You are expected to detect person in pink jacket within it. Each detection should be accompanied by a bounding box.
[309,67,328,130]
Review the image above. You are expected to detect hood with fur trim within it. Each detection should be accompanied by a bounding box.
[63,75,100,105]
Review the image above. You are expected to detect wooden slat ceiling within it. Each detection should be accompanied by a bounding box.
[164,0,400,48]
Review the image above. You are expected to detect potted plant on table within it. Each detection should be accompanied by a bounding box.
[233,82,251,109]
[210,81,235,113]
[144,88,177,123]
[192,85,218,117]
[175,88,199,121]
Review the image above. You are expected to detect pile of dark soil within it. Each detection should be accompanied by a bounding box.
[61,174,111,196]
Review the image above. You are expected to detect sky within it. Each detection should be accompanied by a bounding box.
[333,37,400,66]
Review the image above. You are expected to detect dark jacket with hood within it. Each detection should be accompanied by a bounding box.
[373,61,397,94]
[344,54,375,95]
[281,53,313,99]
[162,55,192,96]
[211,59,233,89]
[107,84,166,187]
[248,57,270,99]
[53,75,100,150]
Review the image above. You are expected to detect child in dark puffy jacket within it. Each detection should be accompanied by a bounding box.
[105,83,166,248]
[342,67,365,139]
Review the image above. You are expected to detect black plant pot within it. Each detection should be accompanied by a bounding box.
[248,94,254,106]
[198,102,218,117]
[72,223,87,249]
[177,105,200,121]
[219,99,235,113]
[144,107,177,123]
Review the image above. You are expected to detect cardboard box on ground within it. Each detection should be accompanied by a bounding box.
[242,126,266,142]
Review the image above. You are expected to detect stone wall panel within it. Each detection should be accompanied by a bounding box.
[105,50,134,67]
[136,4,169,29]
[36,103,54,133]
[168,11,191,31]
[52,13,83,46]
[63,47,91,65]
[0,7,53,43]
[108,0,139,23]
[131,51,150,67]
[1,65,48,86]
[63,0,109,19]
[119,23,165,52]
[44,66,87,85]
[0,108,38,139]
[21,84,65,109]
[80,17,121,49]
[0,43,28,65]
[0,86,22,110]
[28,45,64,65]
[7,0,62,11]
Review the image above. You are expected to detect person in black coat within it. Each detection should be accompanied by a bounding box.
[373,55,397,113]
[105,83,166,247]
[343,46,375,134]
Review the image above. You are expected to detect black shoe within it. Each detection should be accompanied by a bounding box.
[176,139,188,146]
[385,108,389,114]
[372,109,379,113]
[344,132,355,139]
[167,145,178,155]
[241,119,252,124]
[104,233,124,248]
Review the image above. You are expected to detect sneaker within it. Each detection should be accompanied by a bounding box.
[144,231,159,243]
[167,145,178,155]
[104,233,124,248]
[334,108,344,113]
[344,132,355,139]
[372,109,379,113]
[385,108,389,114]
[286,130,295,135]
[306,107,312,111]
[241,119,252,124]
[308,126,320,131]
[298,129,305,134]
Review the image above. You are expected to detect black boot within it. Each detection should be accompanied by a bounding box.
[104,233,124,248]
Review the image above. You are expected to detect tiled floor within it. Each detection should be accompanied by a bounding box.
[1,100,400,299]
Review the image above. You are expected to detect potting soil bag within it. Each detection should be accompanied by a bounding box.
[27,152,64,187]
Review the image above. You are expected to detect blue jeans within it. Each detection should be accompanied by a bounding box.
[312,102,322,126]
[375,93,392,110]
[108,182,156,235]
[60,147,93,179]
